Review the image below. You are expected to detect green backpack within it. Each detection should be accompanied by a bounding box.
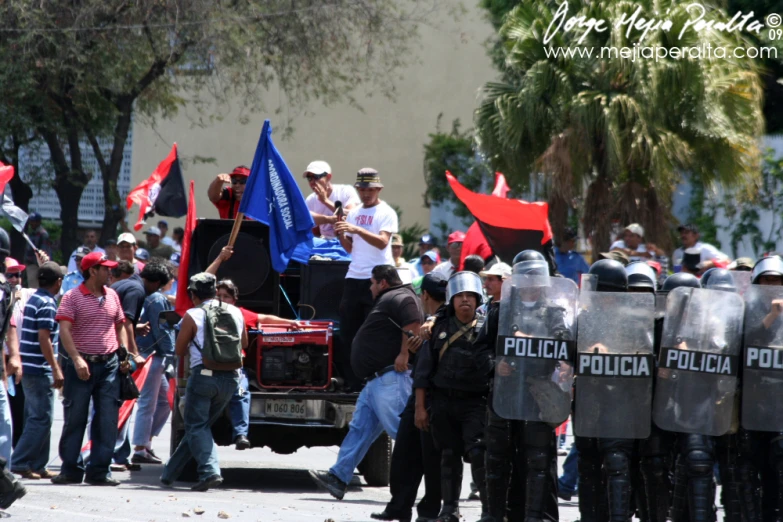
[194,300,243,371]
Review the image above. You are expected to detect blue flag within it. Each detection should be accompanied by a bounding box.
[238,120,315,273]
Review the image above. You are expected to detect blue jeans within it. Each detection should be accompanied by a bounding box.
[558,442,579,495]
[229,369,249,439]
[162,366,239,482]
[12,373,54,472]
[0,376,12,466]
[59,355,120,481]
[132,355,171,447]
[329,370,412,484]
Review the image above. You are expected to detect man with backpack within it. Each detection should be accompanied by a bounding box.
[161,272,247,492]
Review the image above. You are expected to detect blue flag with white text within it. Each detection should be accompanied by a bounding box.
[238,120,315,273]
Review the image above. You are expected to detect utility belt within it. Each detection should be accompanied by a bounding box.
[365,364,411,383]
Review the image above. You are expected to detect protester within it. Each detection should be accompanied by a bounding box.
[117,233,144,273]
[372,272,446,522]
[610,223,663,261]
[10,262,65,479]
[554,227,590,284]
[391,234,408,268]
[161,273,246,491]
[672,223,729,274]
[143,227,175,260]
[61,246,91,295]
[479,262,511,312]
[409,234,437,276]
[432,231,465,278]
[66,230,105,273]
[728,257,754,271]
[23,213,51,288]
[171,227,185,252]
[104,239,118,261]
[598,250,631,266]
[208,165,251,219]
[334,168,399,390]
[131,262,174,465]
[54,252,127,486]
[310,265,421,500]
[135,248,150,263]
[462,254,485,275]
[303,160,360,238]
[165,252,180,298]
[158,220,177,249]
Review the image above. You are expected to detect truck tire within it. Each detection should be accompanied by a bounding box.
[358,433,391,487]
[170,392,198,482]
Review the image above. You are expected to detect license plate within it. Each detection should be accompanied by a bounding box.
[264,399,307,419]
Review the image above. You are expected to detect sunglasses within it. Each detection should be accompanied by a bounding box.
[305,173,328,182]
[231,177,247,185]
[4,273,20,279]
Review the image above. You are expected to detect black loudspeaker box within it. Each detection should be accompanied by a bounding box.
[299,260,349,321]
[192,219,280,315]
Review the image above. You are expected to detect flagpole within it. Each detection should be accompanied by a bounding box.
[227,212,245,247]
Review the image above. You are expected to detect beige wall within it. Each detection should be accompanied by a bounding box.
[130,5,496,232]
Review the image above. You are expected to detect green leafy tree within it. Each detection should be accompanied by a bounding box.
[0,0,449,257]
[475,0,764,256]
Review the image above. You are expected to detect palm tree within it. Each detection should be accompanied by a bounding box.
[475,0,764,257]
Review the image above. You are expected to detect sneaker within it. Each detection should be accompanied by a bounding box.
[132,449,162,464]
[51,474,82,485]
[14,470,40,480]
[0,482,26,509]
[85,476,121,486]
[234,435,251,451]
[308,470,347,500]
[558,448,568,456]
[191,474,223,492]
[110,464,129,472]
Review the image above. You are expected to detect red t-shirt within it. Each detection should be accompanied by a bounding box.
[240,307,258,330]
[56,284,125,355]
[214,188,239,219]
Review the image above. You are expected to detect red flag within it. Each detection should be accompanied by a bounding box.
[0,163,14,194]
[126,143,179,231]
[175,180,197,316]
[447,171,553,265]
[491,172,510,198]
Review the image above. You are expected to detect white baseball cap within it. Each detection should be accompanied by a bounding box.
[480,262,512,279]
[625,223,644,238]
[304,161,331,177]
[144,226,161,236]
[117,233,137,245]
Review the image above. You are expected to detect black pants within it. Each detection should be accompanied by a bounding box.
[338,278,374,389]
[7,377,24,448]
[575,436,635,522]
[385,394,442,519]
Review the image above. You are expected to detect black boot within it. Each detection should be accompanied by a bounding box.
[484,416,511,522]
[524,447,551,522]
[640,456,671,522]
[435,449,462,522]
[469,449,488,518]
[0,458,25,509]
[604,450,633,522]
[576,439,607,522]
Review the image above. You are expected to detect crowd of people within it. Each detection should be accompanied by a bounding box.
[0,159,774,521]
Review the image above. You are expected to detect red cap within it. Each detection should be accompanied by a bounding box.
[4,258,25,273]
[81,252,119,271]
[447,231,466,244]
[231,166,250,177]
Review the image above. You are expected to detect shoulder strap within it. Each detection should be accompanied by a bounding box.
[438,319,478,361]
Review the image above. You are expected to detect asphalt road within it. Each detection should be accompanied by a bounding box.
[4,402,720,522]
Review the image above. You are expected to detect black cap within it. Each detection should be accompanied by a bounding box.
[677,223,699,234]
[105,239,117,246]
[562,227,578,242]
[421,272,447,301]
[38,262,65,282]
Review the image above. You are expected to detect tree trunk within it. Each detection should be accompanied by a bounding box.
[583,176,612,259]
[548,192,569,248]
[98,98,133,246]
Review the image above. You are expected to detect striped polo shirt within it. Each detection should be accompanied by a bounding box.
[56,283,125,355]
[18,288,59,375]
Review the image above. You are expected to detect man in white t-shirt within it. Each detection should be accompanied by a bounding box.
[303,161,360,239]
[161,272,246,492]
[334,168,399,389]
[609,223,668,262]
[672,223,730,274]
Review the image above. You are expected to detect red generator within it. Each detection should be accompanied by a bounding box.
[255,321,334,390]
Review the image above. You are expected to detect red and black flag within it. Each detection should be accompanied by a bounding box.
[126,143,187,231]
[446,171,557,273]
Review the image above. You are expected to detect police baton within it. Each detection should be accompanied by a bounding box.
[388,317,414,338]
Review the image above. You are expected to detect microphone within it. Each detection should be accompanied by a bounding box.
[334,201,344,221]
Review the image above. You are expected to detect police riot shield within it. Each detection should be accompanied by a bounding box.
[741,285,783,431]
[732,271,752,298]
[574,291,655,439]
[652,287,744,436]
[493,276,578,423]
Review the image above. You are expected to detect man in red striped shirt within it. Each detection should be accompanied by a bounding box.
[52,252,129,486]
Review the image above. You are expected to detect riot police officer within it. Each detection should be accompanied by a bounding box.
[415,271,491,522]
[480,250,576,522]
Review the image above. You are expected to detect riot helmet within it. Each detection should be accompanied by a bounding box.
[446,271,484,305]
[512,249,545,266]
[699,267,717,287]
[703,268,736,292]
[588,259,628,292]
[660,272,701,294]
[0,228,9,264]
[625,261,657,292]
[751,256,783,285]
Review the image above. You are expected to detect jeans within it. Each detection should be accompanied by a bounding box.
[59,355,120,481]
[0,376,13,466]
[558,442,579,495]
[12,373,54,472]
[162,366,239,482]
[132,355,171,447]
[229,369,249,439]
[114,422,131,464]
[329,370,411,484]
